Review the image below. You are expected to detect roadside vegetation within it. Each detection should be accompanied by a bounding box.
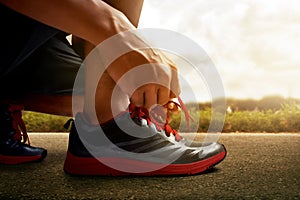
[23,112,70,132]
[23,96,300,133]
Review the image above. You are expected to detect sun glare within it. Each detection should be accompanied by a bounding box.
[139,0,300,101]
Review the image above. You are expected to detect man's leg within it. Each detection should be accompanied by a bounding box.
[22,0,144,121]
[0,1,143,166]
[23,94,82,117]
[0,32,79,164]
[80,0,145,124]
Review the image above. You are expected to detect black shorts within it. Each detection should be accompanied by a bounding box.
[0,33,84,100]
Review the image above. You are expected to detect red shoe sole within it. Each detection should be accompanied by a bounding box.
[0,153,47,165]
[63,150,226,176]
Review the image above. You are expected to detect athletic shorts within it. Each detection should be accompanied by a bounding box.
[0,32,84,100]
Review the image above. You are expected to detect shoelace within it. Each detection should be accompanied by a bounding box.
[8,104,30,145]
[129,97,191,142]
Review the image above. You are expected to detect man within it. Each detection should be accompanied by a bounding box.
[0,0,226,176]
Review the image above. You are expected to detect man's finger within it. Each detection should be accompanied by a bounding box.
[144,85,157,109]
[130,88,144,107]
[170,67,181,97]
[157,87,170,106]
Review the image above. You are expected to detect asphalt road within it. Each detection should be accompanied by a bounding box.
[0,133,299,200]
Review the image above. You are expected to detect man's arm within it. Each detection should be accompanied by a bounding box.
[1,0,180,108]
[0,0,134,45]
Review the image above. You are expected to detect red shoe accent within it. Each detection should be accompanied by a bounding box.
[8,104,30,145]
[0,154,44,165]
[64,150,226,176]
[129,97,193,142]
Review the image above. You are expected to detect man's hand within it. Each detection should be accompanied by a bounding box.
[106,47,181,109]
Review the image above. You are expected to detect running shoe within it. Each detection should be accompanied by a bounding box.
[63,100,226,176]
[0,104,47,164]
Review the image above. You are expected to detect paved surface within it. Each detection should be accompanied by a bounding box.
[0,133,299,199]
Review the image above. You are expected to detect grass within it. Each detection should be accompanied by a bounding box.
[172,102,300,133]
[23,111,70,132]
[22,102,300,133]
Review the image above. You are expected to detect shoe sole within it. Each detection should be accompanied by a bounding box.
[63,147,226,176]
[0,150,47,165]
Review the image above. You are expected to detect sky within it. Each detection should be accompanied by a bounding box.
[138,0,300,102]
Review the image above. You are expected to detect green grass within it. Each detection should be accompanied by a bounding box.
[22,102,300,133]
[174,102,300,133]
[23,111,71,132]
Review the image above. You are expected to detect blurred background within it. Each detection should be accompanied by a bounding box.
[139,0,300,101]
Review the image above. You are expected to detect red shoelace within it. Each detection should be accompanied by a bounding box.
[129,97,191,142]
[8,104,30,145]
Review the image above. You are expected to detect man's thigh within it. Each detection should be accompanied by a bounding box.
[29,34,84,95]
[0,33,84,100]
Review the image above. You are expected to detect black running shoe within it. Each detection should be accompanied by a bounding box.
[64,101,226,176]
[0,104,47,164]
